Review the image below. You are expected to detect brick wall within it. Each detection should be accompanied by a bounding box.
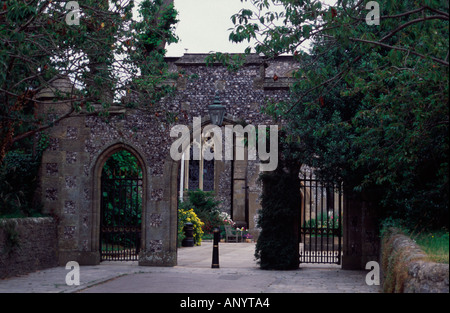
[0,218,58,279]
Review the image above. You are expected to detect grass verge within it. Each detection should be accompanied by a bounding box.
[412,231,449,264]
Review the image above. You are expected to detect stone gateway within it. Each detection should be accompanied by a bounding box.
[36,53,378,269]
[37,54,295,266]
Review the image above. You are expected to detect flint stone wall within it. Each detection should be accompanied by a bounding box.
[0,218,58,279]
[35,53,381,269]
[37,54,293,266]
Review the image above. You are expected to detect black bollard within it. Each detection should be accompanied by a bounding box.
[211,227,220,268]
[182,222,195,247]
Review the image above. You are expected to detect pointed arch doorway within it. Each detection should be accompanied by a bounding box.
[92,144,147,262]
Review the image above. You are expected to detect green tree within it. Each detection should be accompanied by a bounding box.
[0,0,178,162]
[228,0,449,229]
[0,0,178,216]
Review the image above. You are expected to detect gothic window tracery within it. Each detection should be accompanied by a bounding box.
[180,133,216,196]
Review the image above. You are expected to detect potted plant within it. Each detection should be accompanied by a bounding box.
[242,232,254,243]
[237,227,254,243]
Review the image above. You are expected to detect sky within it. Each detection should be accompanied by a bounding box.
[163,0,336,57]
[165,0,263,57]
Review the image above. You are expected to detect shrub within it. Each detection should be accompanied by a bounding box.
[180,189,223,233]
[177,206,204,246]
[255,168,301,270]
[0,135,48,218]
[303,212,341,236]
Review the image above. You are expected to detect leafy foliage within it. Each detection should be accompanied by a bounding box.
[102,150,142,179]
[177,206,204,246]
[0,0,179,216]
[0,134,48,217]
[255,165,301,270]
[179,189,223,233]
[0,0,179,162]
[228,0,449,230]
[304,212,341,236]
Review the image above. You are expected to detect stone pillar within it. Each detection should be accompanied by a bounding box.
[138,158,178,267]
[232,159,247,229]
[36,77,100,265]
[247,159,262,239]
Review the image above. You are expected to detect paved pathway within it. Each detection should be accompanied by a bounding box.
[0,242,380,293]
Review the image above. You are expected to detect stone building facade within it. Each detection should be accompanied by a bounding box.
[37,54,297,266]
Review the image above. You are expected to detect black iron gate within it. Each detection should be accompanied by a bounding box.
[100,170,142,261]
[299,172,343,265]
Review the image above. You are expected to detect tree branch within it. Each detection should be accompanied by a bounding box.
[0,87,85,105]
[349,37,449,66]
[285,56,362,114]
[17,1,51,32]
[10,107,75,145]
[380,15,449,42]
[423,5,449,18]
